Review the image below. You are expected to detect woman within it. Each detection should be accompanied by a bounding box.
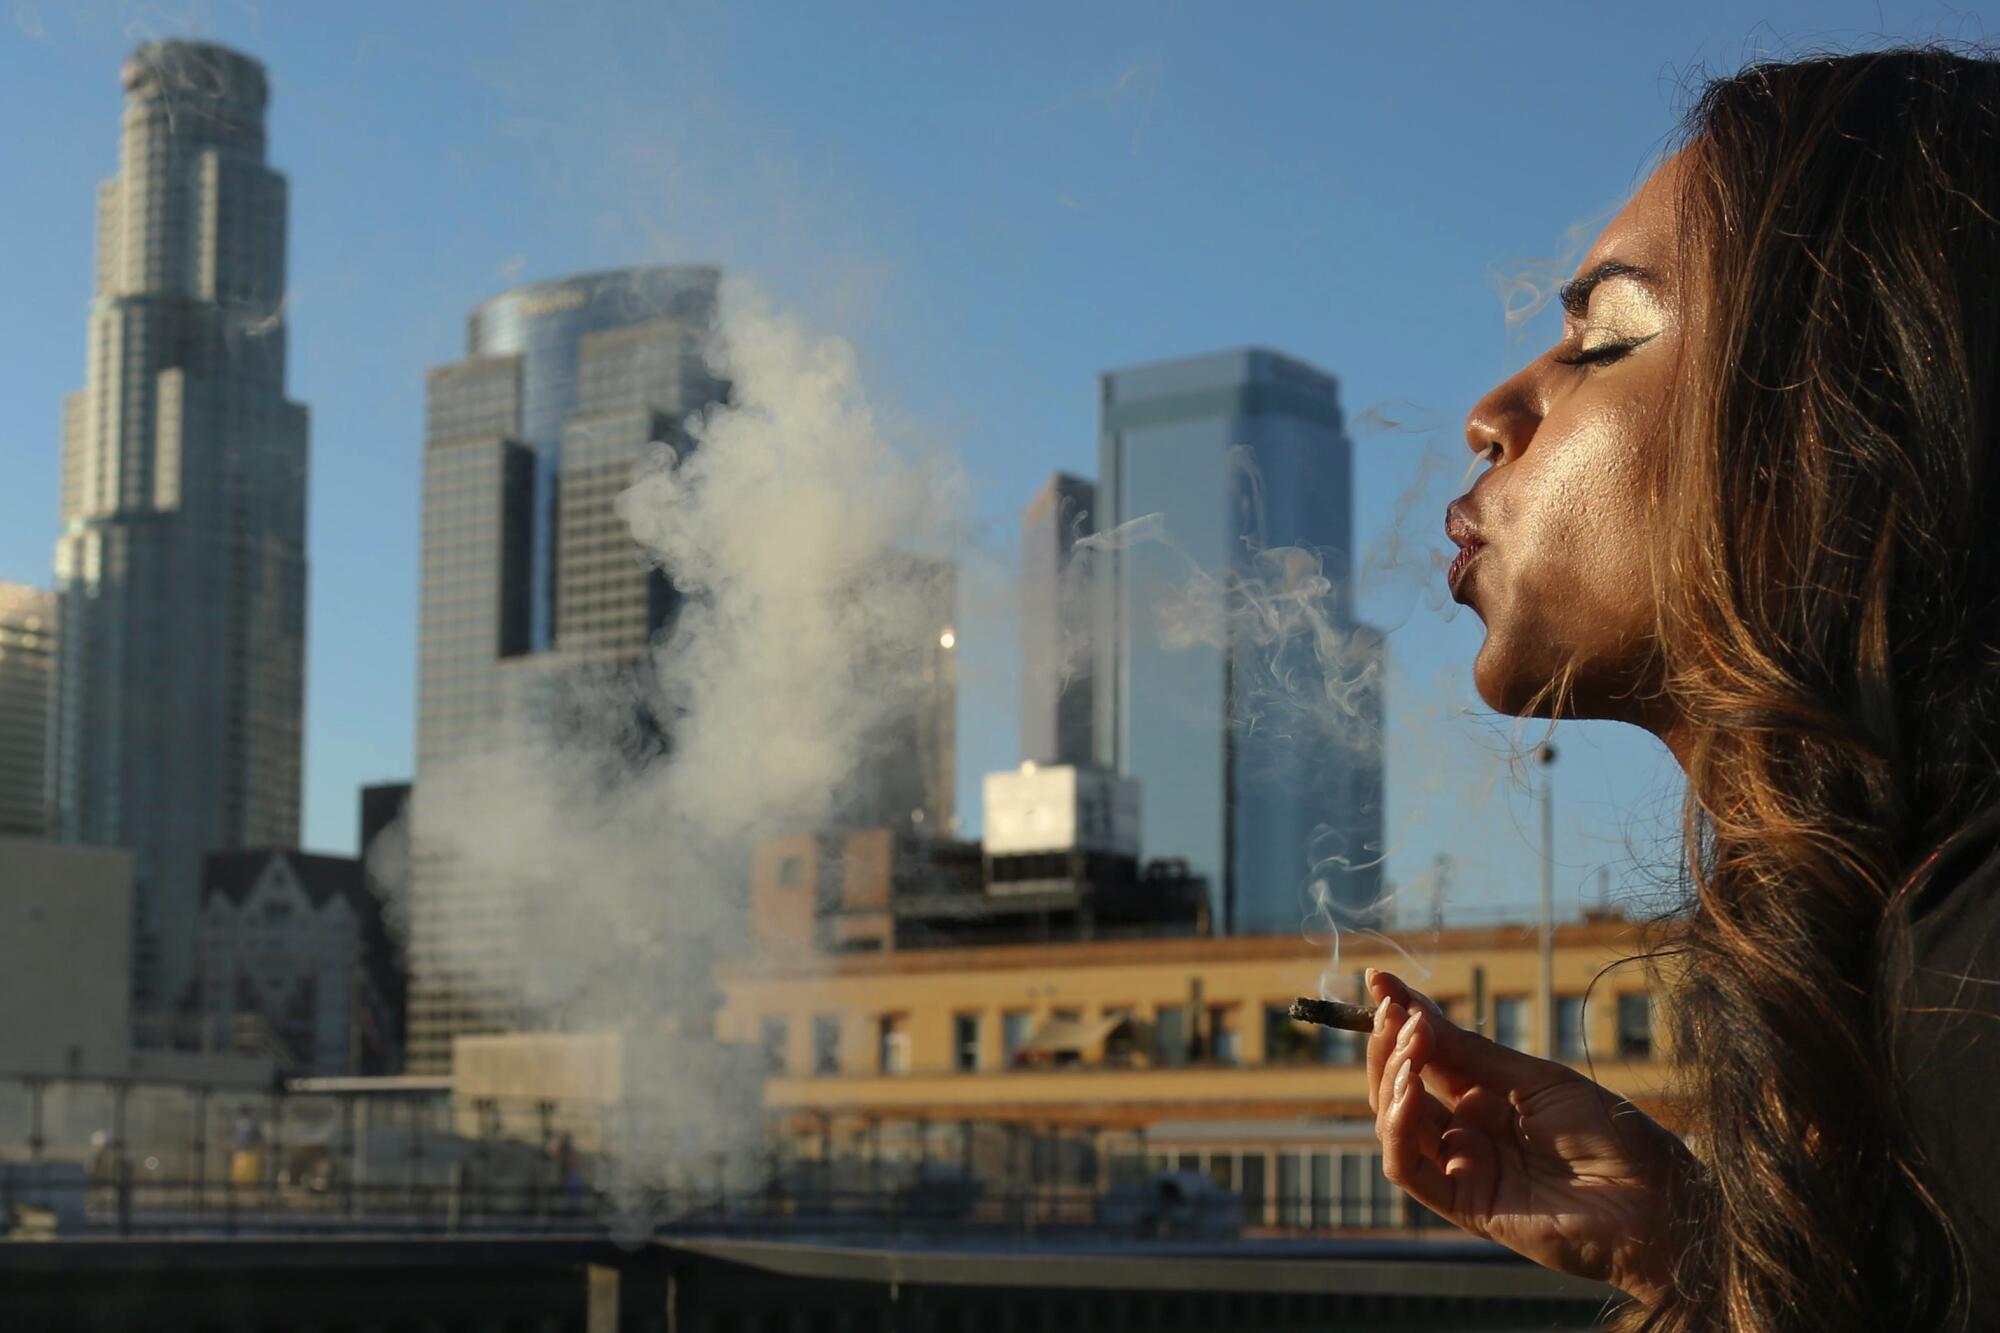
[1367,49,2000,1330]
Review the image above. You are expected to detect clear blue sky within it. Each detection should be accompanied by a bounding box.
[3,1,1992,924]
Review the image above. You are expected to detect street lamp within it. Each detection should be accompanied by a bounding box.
[1536,742,1557,1059]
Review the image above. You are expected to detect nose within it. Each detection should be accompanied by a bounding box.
[1464,362,1543,465]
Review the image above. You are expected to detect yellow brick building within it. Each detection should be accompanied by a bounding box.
[714,898,1675,1229]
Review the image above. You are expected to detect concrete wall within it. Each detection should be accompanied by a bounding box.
[0,836,133,1076]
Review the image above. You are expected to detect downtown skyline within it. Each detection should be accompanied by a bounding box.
[2,1,1922,922]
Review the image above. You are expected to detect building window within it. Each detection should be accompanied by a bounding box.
[1555,996,1586,1061]
[1369,1152,1395,1226]
[1102,1007,1138,1066]
[760,1016,788,1076]
[1208,1005,1239,1066]
[1002,1010,1033,1067]
[1492,995,1528,1051]
[1239,1152,1266,1227]
[1317,1022,1361,1066]
[1277,1152,1306,1228]
[812,1015,840,1075]
[879,1014,910,1075]
[776,854,805,886]
[953,1012,980,1072]
[1339,1153,1362,1227]
[1153,1006,1188,1068]
[1309,1152,1332,1228]
[1263,1004,1313,1066]
[1616,993,1652,1059]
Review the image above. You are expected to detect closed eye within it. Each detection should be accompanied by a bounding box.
[1551,331,1658,368]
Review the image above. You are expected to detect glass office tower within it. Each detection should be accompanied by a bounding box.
[468,268,721,653]
[1094,349,1384,935]
[409,267,724,1072]
[52,42,309,1027]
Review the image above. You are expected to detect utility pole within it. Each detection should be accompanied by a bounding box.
[1429,853,1449,934]
[1537,743,1557,1059]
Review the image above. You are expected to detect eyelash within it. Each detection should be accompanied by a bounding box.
[1550,333,1656,368]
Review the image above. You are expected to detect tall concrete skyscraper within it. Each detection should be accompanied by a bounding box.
[408,267,725,1072]
[0,584,57,839]
[53,43,308,1026]
[1020,473,1096,767]
[1094,349,1383,935]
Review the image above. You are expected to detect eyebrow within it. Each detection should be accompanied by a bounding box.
[1558,260,1656,319]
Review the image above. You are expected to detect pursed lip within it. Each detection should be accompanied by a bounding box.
[1445,498,1486,602]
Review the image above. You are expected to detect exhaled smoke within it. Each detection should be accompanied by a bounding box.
[404,282,967,1196]
[1072,449,1389,962]
[1069,413,1492,997]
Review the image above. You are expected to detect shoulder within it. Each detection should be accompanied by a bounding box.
[1898,802,2000,1290]
[1908,801,2000,970]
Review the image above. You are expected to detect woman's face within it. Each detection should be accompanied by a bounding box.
[1450,151,1695,730]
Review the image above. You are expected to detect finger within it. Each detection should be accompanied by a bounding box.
[1420,1016,1573,1105]
[1369,977,1567,1106]
[1396,1010,1455,1161]
[1450,1085,1519,1142]
[1367,969,1449,1025]
[1414,1085,1453,1162]
[1373,1007,1430,1141]
[1365,993,1403,1113]
[1438,1122,1499,1189]
[1379,1054,1456,1218]
[1374,1012,1417,1142]
[1401,1020,1453,1163]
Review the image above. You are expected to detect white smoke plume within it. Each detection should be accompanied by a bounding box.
[401,283,968,1197]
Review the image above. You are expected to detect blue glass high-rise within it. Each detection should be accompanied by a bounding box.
[1094,348,1384,935]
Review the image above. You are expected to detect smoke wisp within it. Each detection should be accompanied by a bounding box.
[402,284,968,1195]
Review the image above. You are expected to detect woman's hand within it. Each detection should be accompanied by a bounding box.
[1365,967,1691,1306]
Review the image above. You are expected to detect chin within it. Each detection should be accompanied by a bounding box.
[1471,636,1560,718]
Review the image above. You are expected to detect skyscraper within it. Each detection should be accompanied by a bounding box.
[415,268,719,769]
[842,554,958,835]
[408,267,724,1072]
[1094,349,1383,935]
[1020,473,1096,768]
[52,42,308,1026]
[0,584,56,839]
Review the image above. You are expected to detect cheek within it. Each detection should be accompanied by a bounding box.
[1519,418,1651,597]
[1486,399,1657,656]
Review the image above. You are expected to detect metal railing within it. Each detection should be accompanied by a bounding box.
[0,1072,1438,1243]
[1,1169,1452,1244]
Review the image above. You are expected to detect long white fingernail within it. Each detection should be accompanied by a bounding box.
[1391,1061,1410,1103]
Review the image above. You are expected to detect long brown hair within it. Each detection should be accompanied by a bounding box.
[1627,48,2000,1330]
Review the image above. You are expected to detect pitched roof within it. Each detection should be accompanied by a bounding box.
[202,849,364,911]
